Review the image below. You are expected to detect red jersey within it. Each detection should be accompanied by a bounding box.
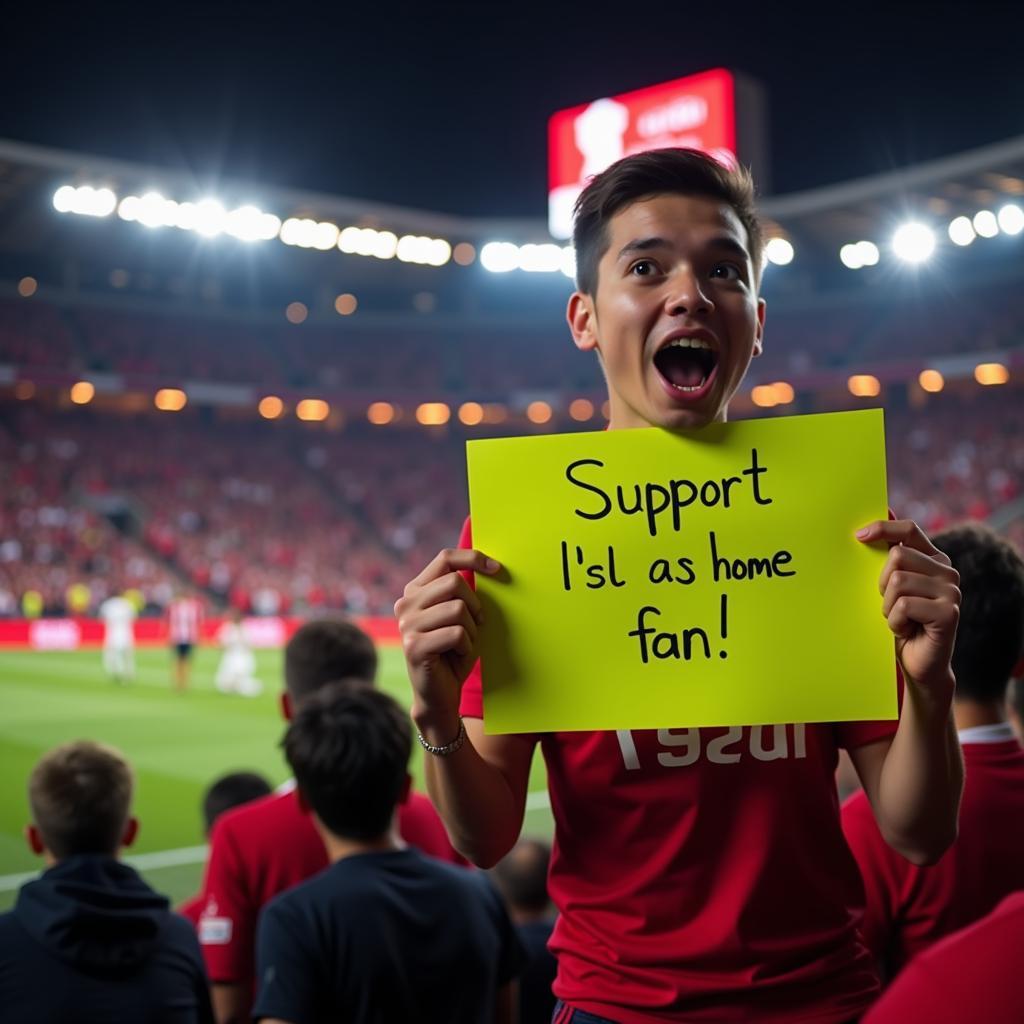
[842,724,1024,976]
[861,893,1024,1024]
[196,786,462,995]
[168,597,202,643]
[458,518,897,1024]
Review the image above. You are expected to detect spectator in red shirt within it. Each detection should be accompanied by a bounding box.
[843,523,1024,981]
[861,893,1024,1024]
[196,619,462,1024]
[395,149,964,1023]
[179,771,274,926]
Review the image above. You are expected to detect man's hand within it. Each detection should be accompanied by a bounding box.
[395,548,501,743]
[857,519,961,701]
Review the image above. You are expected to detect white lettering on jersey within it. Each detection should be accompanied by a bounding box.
[619,724,808,771]
[199,917,233,945]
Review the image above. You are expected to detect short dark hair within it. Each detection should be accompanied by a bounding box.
[202,771,273,834]
[572,147,763,297]
[284,619,378,702]
[491,838,551,914]
[282,681,412,841]
[29,741,133,859]
[934,524,1024,703]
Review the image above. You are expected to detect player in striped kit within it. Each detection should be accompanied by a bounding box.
[168,590,203,692]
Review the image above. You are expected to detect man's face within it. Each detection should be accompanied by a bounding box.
[568,193,766,431]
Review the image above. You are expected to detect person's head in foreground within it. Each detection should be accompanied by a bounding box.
[567,147,765,432]
[282,617,378,719]
[202,770,273,836]
[933,524,1024,714]
[282,680,410,851]
[491,838,553,923]
[26,740,137,864]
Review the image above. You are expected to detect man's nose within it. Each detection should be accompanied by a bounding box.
[664,267,713,316]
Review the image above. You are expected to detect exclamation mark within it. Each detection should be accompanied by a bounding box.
[719,593,728,659]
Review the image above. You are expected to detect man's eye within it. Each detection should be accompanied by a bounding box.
[710,263,741,281]
[630,260,658,277]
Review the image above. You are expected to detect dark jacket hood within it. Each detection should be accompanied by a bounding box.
[15,854,171,974]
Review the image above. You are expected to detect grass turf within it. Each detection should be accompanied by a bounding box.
[0,644,551,911]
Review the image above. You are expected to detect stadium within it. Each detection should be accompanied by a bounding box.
[1,14,1023,1022]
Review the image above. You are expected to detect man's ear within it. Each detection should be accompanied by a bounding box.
[121,816,139,850]
[25,824,45,857]
[752,297,766,358]
[397,772,412,806]
[567,291,599,353]
[280,691,293,722]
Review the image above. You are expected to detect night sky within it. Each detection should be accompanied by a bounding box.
[2,2,1022,218]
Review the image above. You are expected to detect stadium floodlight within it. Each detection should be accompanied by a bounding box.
[453,242,476,266]
[569,398,594,421]
[518,243,564,273]
[52,184,117,217]
[750,384,778,407]
[948,216,976,247]
[764,237,794,266]
[416,402,451,426]
[334,293,358,316]
[154,388,187,411]
[458,402,485,426]
[891,222,936,264]
[480,242,519,273]
[133,192,178,229]
[526,400,553,424]
[70,381,95,405]
[840,243,864,270]
[367,402,396,425]
[974,362,1009,386]
[997,203,1024,236]
[918,369,944,393]
[856,241,879,267]
[772,382,795,404]
[847,374,881,398]
[225,205,281,242]
[296,399,330,421]
[972,210,999,239]
[258,396,284,419]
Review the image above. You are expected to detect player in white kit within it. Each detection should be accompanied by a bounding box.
[215,609,262,697]
[98,593,137,684]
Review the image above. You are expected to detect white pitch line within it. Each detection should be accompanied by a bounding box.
[0,844,209,892]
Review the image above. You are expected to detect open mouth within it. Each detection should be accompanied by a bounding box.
[653,338,720,394]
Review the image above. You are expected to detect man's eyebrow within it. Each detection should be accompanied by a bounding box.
[615,237,670,260]
[706,236,751,261]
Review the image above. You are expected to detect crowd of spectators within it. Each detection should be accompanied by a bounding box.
[1,379,1022,618]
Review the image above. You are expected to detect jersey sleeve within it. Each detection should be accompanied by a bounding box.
[456,516,485,720]
[197,815,256,984]
[252,897,319,1024]
[841,788,905,964]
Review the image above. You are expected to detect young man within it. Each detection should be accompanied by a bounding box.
[253,683,523,1024]
[395,149,964,1023]
[0,740,213,1023]
[169,588,204,692]
[492,838,558,1024]
[842,523,1024,980]
[197,618,463,1024]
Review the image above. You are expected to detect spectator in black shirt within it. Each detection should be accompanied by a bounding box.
[253,681,523,1024]
[0,740,213,1024]
[492,839,558,1024]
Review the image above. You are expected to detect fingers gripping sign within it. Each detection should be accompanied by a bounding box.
[395,548,502,738]
[856,519,961,698]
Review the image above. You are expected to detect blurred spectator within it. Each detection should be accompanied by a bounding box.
[254,682,523,1024]
[842,524,1024,981]
[492,839,559,1024]
[0,740,213,1023]
[178,771,274,925]
[861,894,1024,1024]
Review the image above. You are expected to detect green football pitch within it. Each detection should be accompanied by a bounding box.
[0,645,552,912]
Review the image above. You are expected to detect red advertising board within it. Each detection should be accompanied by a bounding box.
[548,68,767,239]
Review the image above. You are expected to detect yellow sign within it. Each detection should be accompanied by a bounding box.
[466,409,895,734]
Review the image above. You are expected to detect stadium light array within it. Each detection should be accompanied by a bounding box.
[154,388,187,411]
[296,399,330,421]
[53,185,117,217]
[458,402,484,426]
[569,398,594,422]
[367,402,396,425]
[480,241,576,277]
[891,223,936,264]
[416,402,450,425]
[764,238,794,266]
[526,400,553,424]
[258,396,284,419]
[397,236,451,267]
[972,210,999,239]
[918,370,944,393]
